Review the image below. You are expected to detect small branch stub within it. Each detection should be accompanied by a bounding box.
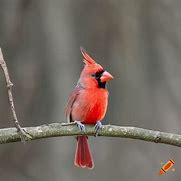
[0,48,32,142]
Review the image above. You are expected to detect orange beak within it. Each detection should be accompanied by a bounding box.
[100,71,114,83]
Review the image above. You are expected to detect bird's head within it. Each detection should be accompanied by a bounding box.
[78,47,113,89]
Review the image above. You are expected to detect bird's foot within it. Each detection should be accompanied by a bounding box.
[75,121,85,131]
[94,121,103,136]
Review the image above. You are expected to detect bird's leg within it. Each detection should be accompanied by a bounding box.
[75,121,85,131]
[94,121,103,136]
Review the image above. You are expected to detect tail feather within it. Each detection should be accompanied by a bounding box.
[74,136,94,169]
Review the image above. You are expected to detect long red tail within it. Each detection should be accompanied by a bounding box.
[74,136,94,169]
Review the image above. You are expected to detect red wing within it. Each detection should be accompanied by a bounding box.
[65,86,82,122]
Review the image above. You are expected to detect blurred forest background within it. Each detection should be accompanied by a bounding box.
[0,0,181,181]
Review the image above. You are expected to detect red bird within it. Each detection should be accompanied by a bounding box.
[65,47,113,169]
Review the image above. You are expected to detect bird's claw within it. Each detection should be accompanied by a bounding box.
[94,121,103,136]
[75,121,85,131]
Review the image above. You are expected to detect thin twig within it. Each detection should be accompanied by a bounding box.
[0,123,180,147]
[61,121,78,126]
[0,48,31,142]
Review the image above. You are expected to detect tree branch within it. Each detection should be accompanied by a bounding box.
[0,48,32,142]
[0,123,181,147]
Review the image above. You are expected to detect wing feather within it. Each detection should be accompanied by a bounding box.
[65,86,82,122]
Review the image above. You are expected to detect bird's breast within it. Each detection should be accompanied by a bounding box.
[71,88,109,124]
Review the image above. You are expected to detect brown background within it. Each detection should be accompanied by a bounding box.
[0,0,181,181]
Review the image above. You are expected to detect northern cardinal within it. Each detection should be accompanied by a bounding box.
[65,47,113,169]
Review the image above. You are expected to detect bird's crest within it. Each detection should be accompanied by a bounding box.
[80,47,96,65]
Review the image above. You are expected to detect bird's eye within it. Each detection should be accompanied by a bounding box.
[92,70,104,79]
